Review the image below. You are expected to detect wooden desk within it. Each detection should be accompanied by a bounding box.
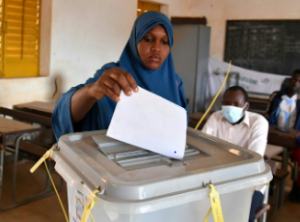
[1,105,55,149]
[248,94,270,115]
[188,112,211,129]
[268,126,300,148]
[268,126,299,166]
[267,126,300,210]
[0,116,40,161]
[0,115,62,209]
[0,107,52,128]
[0,116,41,209]
[0,116,40,150]
[13,101,56,118]
[267,126,299,173]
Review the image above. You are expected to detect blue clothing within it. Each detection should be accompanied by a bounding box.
[268,89,300,146]
[282,97,295,128]
[249,191,264,222]
[51,11,188,140]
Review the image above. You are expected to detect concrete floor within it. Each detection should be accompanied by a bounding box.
[0,159,299,222]
[272,200,300,222]
[0,159,68,222]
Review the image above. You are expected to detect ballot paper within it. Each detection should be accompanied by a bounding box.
[107,87,187,159]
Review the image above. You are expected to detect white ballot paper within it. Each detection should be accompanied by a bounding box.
[107,87,187,159]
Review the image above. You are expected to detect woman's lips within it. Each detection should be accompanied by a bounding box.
[150,55,160,62]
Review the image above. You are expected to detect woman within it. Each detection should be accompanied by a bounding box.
[52,11,187,140]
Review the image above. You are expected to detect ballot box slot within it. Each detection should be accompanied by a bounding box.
[114,148,201,170]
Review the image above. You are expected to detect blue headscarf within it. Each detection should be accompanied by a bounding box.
[52,11,187,140]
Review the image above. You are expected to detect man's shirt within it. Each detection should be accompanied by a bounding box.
[202,110,268,157]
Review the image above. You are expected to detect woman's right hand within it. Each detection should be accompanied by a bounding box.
[88,67,139,102]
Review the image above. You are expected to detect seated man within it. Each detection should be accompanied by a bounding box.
[202,85,268,222]
[268,69,300,202]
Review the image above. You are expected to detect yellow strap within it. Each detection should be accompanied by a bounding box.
[207,184,224,222]
[204,207,212,222]
[80,190,100,222]
[30,145,69,222]
[44,160,69,222]
[89,212,96,222]
[30,145,57,173]
[195,61,232,130]
[31,145,97,222]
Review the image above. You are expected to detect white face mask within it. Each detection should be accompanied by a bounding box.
[221,104,247,123]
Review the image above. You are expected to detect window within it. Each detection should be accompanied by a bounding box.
[0,0,41,78]
[137,1,160,17]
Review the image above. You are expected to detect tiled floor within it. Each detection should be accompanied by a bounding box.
[0,159,299,222]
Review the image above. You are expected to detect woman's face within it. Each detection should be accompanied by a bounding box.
[137,25,170,70]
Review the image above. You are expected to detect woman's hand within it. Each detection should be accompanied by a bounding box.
[88,67,139,102]
[71,68,138,123]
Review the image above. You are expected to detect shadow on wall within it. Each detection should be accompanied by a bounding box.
[50,73,64,101]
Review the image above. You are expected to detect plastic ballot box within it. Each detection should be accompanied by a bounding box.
[52,127,272,222]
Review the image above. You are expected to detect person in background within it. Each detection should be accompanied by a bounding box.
[268,69,300,202]
[51,11,187,140]
[202,86,269,222]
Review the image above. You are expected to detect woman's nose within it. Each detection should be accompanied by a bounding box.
[151,42,161,52]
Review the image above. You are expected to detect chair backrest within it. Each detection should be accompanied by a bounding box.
[0,107,52,128]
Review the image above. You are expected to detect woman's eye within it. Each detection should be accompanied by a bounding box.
[162,40,169,45]
[145,38,153,42]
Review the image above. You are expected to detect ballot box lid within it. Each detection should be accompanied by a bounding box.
[53,127,272,202]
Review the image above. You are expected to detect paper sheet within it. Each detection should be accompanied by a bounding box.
[107,87,187,159]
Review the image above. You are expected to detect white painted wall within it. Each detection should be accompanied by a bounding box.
[50,0,137,93]
[1,0,300,107]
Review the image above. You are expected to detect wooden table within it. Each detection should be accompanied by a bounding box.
[268,126,300,149]
[248,94,270,115]
[10,101,56,151]
[267,126,300,173]
[0,117,40,149]
[188,112,211,129]
[13,101,56,118]
[0,116,41,209]
[267,126,300,209]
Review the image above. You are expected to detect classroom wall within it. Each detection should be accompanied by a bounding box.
[49,0,137,94]
[170,0,300,60]
[1,0,299,107]
[0,0,137,107]
[0,0,53,107]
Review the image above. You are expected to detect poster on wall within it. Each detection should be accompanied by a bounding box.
[207,57,287,110]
